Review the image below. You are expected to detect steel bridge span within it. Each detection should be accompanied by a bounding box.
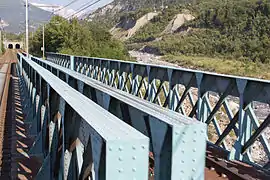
[0,50,269,179]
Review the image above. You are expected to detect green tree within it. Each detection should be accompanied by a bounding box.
[30,16,129,60]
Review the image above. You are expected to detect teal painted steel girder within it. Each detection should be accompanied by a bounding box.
[32,55,207,180]
[17,53,149,180]
[45,52,270,169]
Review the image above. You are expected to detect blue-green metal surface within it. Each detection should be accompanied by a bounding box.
[17,53,149,180]
[31,56,208,180]
[46,52,270,170]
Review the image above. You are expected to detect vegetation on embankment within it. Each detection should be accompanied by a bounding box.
[30,16,129,60]
[4,32,24,41]
[163,55,270,79]
[125,0,270,64]
[0,41,5,55]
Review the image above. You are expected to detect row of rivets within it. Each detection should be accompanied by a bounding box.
[109,145,146,151]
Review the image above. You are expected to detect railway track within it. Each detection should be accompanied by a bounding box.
[0,50,35,179]
[0,50,42,179]
[148,145,270,179]
[0,50,14,175]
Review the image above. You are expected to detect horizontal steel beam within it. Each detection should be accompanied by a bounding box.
[32,56,207,180]
[46,52,270,85]
[17,53,149,180]
[45,52,270,170]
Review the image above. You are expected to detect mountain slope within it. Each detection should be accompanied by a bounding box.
[129,0,270,63]
[0,0,51,33]
[88,0,197,23]
[91,0,270,64]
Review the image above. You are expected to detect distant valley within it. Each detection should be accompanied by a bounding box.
[0,0,51,33]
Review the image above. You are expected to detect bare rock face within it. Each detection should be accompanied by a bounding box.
[163,13,195,34]
[127,12,159,38]
[110,12,159,41]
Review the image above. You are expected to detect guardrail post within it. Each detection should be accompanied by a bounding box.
[20,54,23,76]
[70,56,74,71]
[229,79,248,161]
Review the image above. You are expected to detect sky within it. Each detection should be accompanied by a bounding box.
[29,0,113,17]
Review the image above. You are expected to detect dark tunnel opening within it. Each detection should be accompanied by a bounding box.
[8,44,13,49]
[15,44,20,49]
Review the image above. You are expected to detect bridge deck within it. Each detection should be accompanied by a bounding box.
[35,55,270,179]
[0,50,269,179]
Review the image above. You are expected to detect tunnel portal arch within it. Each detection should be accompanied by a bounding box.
[4,41,24,49]
[15,44,21,49]
[8,44,13,49]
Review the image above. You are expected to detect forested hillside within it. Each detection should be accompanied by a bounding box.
[29,0,270,73]
[28,0,270,78]
[125,0,270,63]
[160,0,270,63]
[88,0,197,28]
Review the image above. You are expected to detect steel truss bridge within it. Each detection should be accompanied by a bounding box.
[0,51,269,179]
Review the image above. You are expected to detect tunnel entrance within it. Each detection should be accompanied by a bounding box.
[15,44,20,49]
[8,44,13,49]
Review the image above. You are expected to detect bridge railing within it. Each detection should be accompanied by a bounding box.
[46,52,270,169]
[32,55,207,180]
[17,53,150,180]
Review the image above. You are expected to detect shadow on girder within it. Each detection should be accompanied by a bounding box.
[0,63,42,179]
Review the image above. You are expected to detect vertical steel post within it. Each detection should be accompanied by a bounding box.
[42,24,45,59]
[70,56,74,71]
[229,79,248,161]
[25,0,29,57]
[0,29,2,54]
[20,55,23,76]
